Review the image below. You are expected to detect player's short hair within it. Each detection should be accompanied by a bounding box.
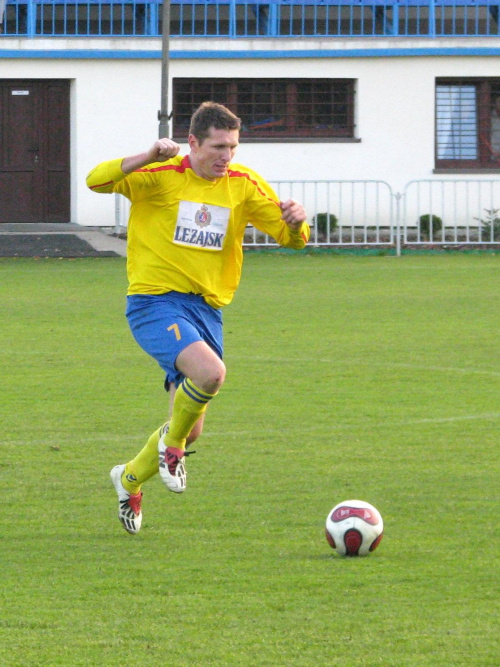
[189,102,241,144]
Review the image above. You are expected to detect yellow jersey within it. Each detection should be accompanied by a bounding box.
[86,155,309,308]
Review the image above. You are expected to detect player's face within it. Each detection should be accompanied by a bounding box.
[189,127,239,181]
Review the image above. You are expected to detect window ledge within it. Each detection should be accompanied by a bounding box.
[173,136,361,144]
[434,168,500,174]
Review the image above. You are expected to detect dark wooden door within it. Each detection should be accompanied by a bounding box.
[0,80,70,223]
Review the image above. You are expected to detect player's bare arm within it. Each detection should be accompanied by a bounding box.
[280,199,307,230]
[121,139,180,174]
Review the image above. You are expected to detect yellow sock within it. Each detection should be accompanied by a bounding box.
[162,378,217,450]
[122,426,164,494]
[121,380,216,494]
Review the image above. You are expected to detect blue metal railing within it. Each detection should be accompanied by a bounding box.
[1,0,499,38]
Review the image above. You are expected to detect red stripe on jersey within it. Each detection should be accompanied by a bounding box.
[89,180,114,190]
[301,230,308,243]
[227,169,280,208]
[136,155,191,174]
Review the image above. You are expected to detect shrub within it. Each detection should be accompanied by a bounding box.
[419,214,443,239]
[474,208,500,241]
[313,213,338,238]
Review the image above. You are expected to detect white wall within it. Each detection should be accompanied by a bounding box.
[1,42,499,226]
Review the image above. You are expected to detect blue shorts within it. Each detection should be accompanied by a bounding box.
[126,292,223,389]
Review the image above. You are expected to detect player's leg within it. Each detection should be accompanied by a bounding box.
[119,293,224,494]
[163,340,225,447]
[121,369,212,498]
[110,293,204,533]
[169,379,206,447]
[158,340,226,492]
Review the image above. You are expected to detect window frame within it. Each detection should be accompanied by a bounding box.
[172,77,357,142]
[435,77,500,172]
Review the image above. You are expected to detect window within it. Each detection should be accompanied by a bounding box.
[436,78,500,169]
[173,78,356,140]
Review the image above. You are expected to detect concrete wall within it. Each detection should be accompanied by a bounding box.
[1,37,499,226]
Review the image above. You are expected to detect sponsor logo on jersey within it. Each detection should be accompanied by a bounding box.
[195,205,212,228]
[174,226,224,248]
[174,201,230,251]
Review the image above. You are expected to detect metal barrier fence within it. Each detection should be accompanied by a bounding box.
[400,178,500,245]
[247,180,395,246]
[2,0,500,38]
[114,178,500,253]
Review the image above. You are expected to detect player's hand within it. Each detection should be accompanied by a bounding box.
[121,139,180,175]
[147,138,180,163]
[280,199,307,230]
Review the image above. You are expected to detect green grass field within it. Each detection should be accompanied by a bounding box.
[1,252,499,666]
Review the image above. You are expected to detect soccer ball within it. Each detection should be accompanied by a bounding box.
[325,499,384,557]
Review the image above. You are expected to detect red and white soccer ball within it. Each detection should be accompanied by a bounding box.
[325,499,384,557]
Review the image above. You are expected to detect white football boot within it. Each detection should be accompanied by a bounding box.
[158,422,196,493]
[110,464,143,534]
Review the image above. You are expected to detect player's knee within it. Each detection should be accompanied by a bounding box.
[200,359,226,394]
[213,360,226,390]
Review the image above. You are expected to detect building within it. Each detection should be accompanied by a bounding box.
[1,0,499,231]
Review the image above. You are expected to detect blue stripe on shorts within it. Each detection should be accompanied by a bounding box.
[126,292,223,389]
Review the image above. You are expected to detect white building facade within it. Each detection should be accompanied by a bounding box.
[1,13,500,229]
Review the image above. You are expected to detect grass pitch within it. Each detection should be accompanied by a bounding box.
[1,252,499,666]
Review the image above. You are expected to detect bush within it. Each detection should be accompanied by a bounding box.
[313,213,338,238]
[474,208,500,241]
[419,214,443,239]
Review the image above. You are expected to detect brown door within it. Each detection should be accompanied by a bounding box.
[0,79,70,223]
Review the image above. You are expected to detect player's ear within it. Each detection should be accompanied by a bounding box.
[188,134,199,151]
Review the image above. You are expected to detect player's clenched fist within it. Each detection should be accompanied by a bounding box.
[121,139,180,174]
[148,138,180,163]
[280,199,307,229]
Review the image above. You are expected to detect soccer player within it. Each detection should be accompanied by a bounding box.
[86,102,309,534]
